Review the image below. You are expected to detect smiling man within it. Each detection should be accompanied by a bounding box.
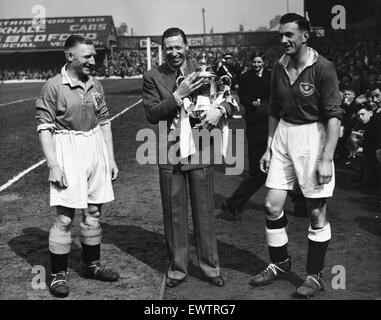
[143,27,236,288]
[36,35,119,298]
[248,14,344,298]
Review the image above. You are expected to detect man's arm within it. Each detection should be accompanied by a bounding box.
[317,117,341,184]
[100,122,118,180]
[260,64,281,173]
[259,115,279,173]
[143,72,178,124]
[316,60,343,184]
[36,80,68,188]
[38,130,67,188]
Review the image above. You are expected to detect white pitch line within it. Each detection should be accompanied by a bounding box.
[109,98,142,121]
[0,97,37,108]
[0,98,143,193]
[0,159,46,193]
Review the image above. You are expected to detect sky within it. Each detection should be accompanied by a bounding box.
[0,0,304,35]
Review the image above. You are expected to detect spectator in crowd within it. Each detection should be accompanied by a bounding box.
[220,54,270,220]
[336,88,358,159]
[361,87,381,194]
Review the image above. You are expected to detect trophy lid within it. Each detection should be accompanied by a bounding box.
[197,52,216,78]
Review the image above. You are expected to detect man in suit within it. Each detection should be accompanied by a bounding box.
[142,27,235,288]
[220,55,271,220]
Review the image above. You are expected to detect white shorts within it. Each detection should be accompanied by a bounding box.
[265,119,335,198]
[50,126,114,209]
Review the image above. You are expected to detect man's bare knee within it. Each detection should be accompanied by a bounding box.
[264,189,288,218]
[264,200,284,218]
[84,204,102,226]
[55,215,73,230]
[307,198,327,228]
[55,206,75,230]
[56,206,75,219]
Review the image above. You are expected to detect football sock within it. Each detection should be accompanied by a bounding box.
[306,223,331,274]
[266,211,289,263]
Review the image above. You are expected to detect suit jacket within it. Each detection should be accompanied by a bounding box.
[143,61,234,170]
[238,68,271,133]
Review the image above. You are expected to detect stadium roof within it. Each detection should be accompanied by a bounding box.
[0,16,117,53]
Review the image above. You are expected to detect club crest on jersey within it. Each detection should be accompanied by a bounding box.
[299,82,315,97]
[92,92,103,111]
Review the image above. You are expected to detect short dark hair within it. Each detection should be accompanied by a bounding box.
[369,84,380,93]
[280,13,311,32]
[250,53,265,61]
[357,102,374,112]
[64,34,93,50]
[162,27,187,45]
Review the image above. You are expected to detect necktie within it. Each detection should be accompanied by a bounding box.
[175,69,184,90]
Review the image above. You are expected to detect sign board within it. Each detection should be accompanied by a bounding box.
[188,37,203,47]
[139,38,160,48]
[0,16,116,52]
[305,0,381,31]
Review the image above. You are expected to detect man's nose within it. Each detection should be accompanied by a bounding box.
[89,56,96,65]
[281,35,288,43]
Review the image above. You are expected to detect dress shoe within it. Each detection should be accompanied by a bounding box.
[220,201,242,221]
[206,275,225,287]
[166,277,184,288]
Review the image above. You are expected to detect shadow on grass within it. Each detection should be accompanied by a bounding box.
[8,224,303,289]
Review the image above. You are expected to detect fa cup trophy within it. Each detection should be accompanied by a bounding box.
[176,52,232,128]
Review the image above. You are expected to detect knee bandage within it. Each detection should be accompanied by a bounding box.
[80,210,102,246]
[49,215,73,255]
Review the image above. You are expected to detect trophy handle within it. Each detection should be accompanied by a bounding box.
[176,75,186,88]
[220,75,232,88]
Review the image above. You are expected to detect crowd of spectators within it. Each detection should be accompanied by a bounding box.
[311,29,381,205]
[0,67,59,81]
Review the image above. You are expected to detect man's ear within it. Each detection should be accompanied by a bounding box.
[65,50,73,62]
[303,31,310,44]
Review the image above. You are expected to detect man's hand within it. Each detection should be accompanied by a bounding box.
[376,149,381,163]
[49,167,68,189]
[316,159,333,185]
[174,72,204,99]
[200,108,223,130]
[252,99,260,107]
[109,159,119,181]
[260,149,271,173]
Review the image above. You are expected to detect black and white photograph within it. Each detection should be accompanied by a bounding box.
[0,0,380,305]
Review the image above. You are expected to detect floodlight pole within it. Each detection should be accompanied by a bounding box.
[158,45,162,65]
[202,8,206,34]
[147,37,151,71]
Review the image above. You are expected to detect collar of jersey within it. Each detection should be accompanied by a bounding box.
[279,47,319,71]
[61,64,93,89]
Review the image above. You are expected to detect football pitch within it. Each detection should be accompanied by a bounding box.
[0,79,380,300]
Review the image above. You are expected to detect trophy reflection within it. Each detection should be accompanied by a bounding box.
[176,52,232,128]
